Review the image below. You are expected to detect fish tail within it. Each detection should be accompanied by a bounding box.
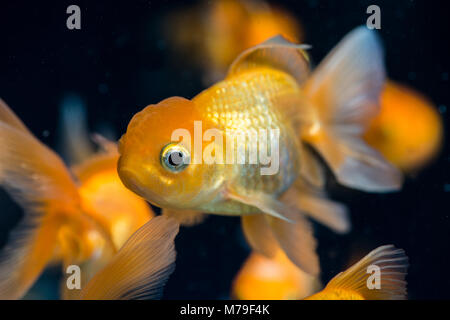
[307,245,409,300]
[0,99,80,299]
[80,216,179,300]
[301,26,403,192]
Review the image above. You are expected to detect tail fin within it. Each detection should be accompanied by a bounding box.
[80,216,179,300]
[309,245,408,300]
[0,100,80,299]
[301,26,403,192]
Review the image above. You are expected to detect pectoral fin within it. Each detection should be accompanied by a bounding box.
[225,189,293,223]
[241,215,278,258]
[282,184,350,234]
[80,217,179,300]
[226,189,319,275]
[265,212,319,276]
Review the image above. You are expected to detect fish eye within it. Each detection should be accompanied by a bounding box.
[160,143,190,173]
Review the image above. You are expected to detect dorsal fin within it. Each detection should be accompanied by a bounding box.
[227,35,311,84]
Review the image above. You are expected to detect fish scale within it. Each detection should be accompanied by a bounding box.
[192,68,302,213]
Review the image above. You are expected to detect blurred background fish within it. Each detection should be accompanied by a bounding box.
[165,0,302,84]
[0,99,154,299]
[364,81,444,173]
[232,248,321,300]
[232,244,407,300]
[77,216,178,300]
[58,95,153,251]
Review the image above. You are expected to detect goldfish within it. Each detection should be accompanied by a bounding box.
[58,98,153,250]
[118,26,402,276]
[305,245,408,300]
[232,248,321,300]
[165,0,302,83]
[364,81,443,172]
[75,216,178,300]
[0,99,153,299]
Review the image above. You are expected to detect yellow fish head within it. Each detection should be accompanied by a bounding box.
[118,97,219,209]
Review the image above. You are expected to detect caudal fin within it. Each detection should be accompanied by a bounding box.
[308,245,408,300]
[80,216,179,300]
[301,26,403,192]
[0,99,81,299]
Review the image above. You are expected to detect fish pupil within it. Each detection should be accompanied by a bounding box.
[169,151,184,166]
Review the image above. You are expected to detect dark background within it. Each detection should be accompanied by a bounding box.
[0,0,449,299]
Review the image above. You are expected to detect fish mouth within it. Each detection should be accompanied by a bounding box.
[117,165,168,207]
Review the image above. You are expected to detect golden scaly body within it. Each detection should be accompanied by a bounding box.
[192,67,303,215]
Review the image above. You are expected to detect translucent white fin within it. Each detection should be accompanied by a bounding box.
[265,211,319,276]
[80,217,179,300]
[298,143,325,188]
[225,189,319,275]
[302,26,402,192]
[282,184,350,234]
[241,214,278,258]
[313,134,403,192]
[226,189,293,223]
[227,35,310,84]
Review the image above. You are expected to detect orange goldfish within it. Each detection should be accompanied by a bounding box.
[305,245,408,300]
[232,248,321,300]
[166,0,302,83]
[58,98,153,250]
[75,216,178,300]
[364,81,443,172]
[0,100,153,299]
[118,26,402,276]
